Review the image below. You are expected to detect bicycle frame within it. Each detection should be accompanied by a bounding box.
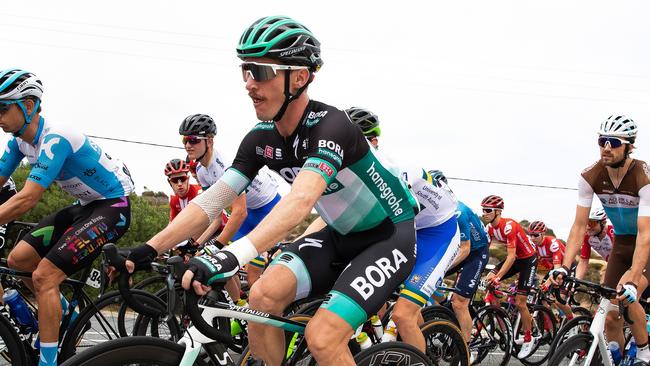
[568,297,617,366]
[177,295,307,366]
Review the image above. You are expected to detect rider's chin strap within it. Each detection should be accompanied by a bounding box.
[13,99,41,137]
[271,70,312,122]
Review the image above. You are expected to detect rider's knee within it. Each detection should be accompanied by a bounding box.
[248,279,289,313]
[391,300,419,327]
[605,311,623,326]
[7,247,36,271]
[515,294,528,308]
[305,317,347,356]
[32,266,56,292]
[451,294,469,312]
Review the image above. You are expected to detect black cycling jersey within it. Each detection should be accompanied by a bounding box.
[224,100,417,235]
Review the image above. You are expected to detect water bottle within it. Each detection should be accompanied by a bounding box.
[356,331,372,350]
[3,289,37,331]
[370,315,384,339]
[609,341,622,366]
[381,320,398,342]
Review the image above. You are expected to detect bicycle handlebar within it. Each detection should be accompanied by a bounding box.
[102,244,165,319]
[561,276,634,325]
[167,256,233,344]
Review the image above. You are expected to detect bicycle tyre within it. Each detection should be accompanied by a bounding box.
[59,290,180,361]
[0,312,28,366]
[471,305,512,366]
[60,336,208,366]
[515,304,557,365]
[354,341,433,366]
[547,333,601,366]
[420,319,469,366]
[548,315,592,356]
[421,304,460,326]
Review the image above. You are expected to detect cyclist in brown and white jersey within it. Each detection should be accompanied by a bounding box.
[553,115,650,365]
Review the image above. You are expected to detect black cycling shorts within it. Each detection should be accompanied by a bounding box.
[494,255,538,295]
[22,197,131,275]
[0,185,16,255]
[269,218,416,329]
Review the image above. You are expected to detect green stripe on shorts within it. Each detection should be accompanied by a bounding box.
[320,290,367,329]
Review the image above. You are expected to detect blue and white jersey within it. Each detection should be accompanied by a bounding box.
[401,166,457,230]
[0,118,134,205]
[456,201,490,251]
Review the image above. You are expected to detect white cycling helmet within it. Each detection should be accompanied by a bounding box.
[0,69,43,100]
[599,115,637,139]
[589,208,607,222]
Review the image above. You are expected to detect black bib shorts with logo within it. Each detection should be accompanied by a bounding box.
[21,196,131,275]
[270,218,416,329]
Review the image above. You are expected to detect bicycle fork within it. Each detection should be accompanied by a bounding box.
[570,298,616,366]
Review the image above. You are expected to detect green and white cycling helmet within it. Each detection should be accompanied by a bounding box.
[237,16,323,122]
[345,107,381,137]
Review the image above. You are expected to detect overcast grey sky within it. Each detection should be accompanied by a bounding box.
[1,0,649,239]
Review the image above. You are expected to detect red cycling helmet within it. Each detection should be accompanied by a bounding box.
[164,159,189,176]
[528,221,547,234]
[481,195,504,210]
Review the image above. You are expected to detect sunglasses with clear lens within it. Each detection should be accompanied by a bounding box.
[182,136,208,145]
[482,208,496,213]
[598,136,630,149]
[168,176,189,184]
[240,62,310,82]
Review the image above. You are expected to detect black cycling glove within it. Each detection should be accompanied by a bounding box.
[187,251,239,286]
[126,243,158,271]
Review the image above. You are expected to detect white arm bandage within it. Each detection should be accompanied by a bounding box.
[190,180,239,223]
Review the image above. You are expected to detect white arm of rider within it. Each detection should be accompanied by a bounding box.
[576,175,594,208]
[190,178,241,223]
[638,185,650,217]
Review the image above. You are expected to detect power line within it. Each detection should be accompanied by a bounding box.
[87,134,578,191]
[87,135,183,150]
[448,177,577,191]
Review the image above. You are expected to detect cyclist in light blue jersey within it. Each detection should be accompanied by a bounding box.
[0,69,134,366]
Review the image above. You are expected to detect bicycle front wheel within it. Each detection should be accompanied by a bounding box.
[60,336,206,366]
[0,312,28,366]
[420,319,469,366]
[547,333,601,366]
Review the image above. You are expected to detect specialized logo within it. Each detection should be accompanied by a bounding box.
[279,46,306,57]
[350,249,408,300]
[41,137,60,160]
[366,162,404,216]
[298,238,323,251]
